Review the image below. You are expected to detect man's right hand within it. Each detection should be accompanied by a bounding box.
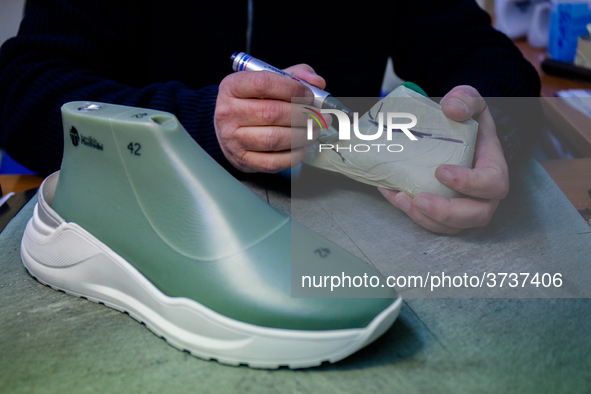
[214,64,327,173]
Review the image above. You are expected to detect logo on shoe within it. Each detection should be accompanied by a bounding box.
[70,127,80,146]
[69,126,104,151]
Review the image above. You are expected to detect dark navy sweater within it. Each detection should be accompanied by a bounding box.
[0,0,540,175]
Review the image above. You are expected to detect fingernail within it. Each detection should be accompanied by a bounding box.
[304,87,314,98]
[437,169,452,184]
[395,195,411,212]
[414,197,429,213]
[446,98,469,115]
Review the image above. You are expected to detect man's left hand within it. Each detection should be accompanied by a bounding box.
[378,85,509,235]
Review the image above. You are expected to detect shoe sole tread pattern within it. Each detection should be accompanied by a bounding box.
[21,195,402,369]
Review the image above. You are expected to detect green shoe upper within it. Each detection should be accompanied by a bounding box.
[52,102,397,330]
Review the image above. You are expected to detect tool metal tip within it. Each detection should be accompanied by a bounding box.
[230,52,240,69]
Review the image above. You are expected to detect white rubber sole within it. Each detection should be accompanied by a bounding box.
[20,173,402,369]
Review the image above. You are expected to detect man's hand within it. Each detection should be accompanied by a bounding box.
[214,64,326,173]
[378,85,509,235]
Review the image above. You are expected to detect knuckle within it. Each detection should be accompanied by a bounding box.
[413,212,429,227]
[287,63,315,79]
[218,74,234,93]
[496,176,510,199]
[265,127,284,151]
[437,209,453,225]
[260,101,283,125]
[291,81,309,98]
[427,202,452,225]
[219,124,238,142]
[214,103,231,122]
[218,130,231,144]
[475,205,494,227]
[250,71,272,97]
[487,168,509,200]
[297,63,314,72]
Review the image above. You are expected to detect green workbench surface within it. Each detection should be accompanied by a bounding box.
[1,155,590,393]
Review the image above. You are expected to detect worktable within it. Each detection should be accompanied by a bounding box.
[1,38,590,394]
[1,154,590,393]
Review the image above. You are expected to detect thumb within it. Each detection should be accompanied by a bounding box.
[440,85,487,122]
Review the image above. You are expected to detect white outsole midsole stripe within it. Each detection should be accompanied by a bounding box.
[20,175,402,368]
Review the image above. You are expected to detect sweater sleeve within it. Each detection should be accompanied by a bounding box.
[389,0,542,164]
[0,0,227,176]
